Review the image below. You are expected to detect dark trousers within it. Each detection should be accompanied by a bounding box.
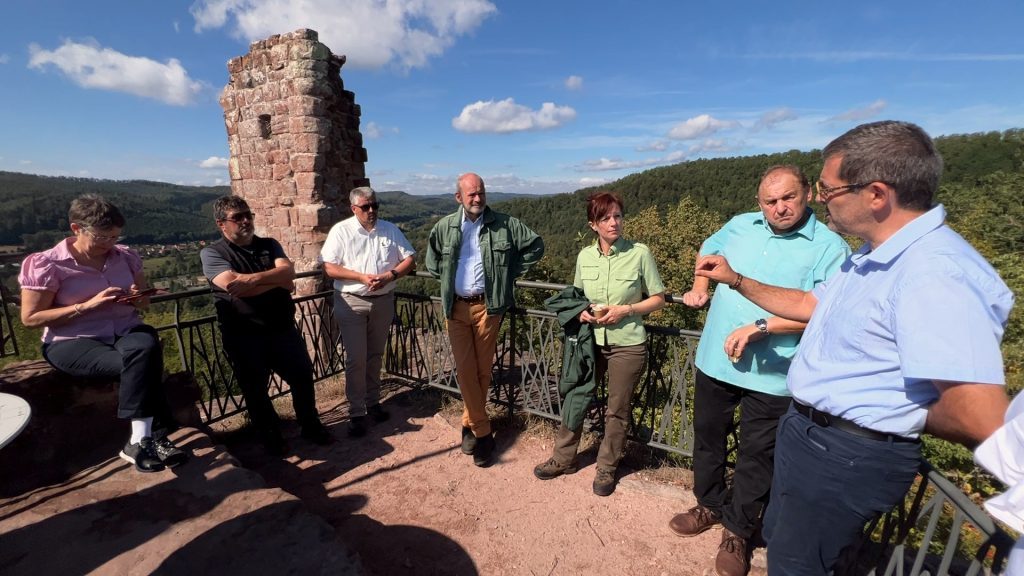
[553,343,647,471]
[42,324,174,430]
[692,369,791,539]
[763,406,921,575]
[220,323,320,433]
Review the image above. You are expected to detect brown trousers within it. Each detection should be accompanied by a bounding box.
[447,300,502,437]
[552,343,647,471]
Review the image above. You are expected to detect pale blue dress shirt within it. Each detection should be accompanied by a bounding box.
[695,210,850,396]
[455,213,485,297]
[788,205,1014,436]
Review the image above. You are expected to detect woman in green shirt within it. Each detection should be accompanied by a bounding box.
[534,191,666,496]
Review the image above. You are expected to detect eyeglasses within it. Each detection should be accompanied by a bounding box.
[353,202,379,212]
[83,227,122,243]
[815,181,870,202]
[221,211,255,223]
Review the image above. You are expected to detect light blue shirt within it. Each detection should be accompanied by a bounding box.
[455,213,484,297]
[789,205,1014,436]
[695,210,850,395]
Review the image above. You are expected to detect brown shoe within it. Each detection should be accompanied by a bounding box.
[669,504,721,537]
[533,457,578,480]
[592,467,617,497]
[715,528,750,576]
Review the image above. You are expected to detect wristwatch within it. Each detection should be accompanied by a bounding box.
[390,269,399,280]
[755,318,769,335]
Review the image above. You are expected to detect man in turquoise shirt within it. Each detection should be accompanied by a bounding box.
[669,165,849,576]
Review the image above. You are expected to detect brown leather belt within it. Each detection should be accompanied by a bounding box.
[454,293,485,303]
[792,401,919,444]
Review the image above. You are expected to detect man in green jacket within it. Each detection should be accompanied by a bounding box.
[425,173,545,467]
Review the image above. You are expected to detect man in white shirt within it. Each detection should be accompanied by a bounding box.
[321,187,415,437]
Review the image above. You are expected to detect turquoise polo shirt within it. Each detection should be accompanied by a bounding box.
[574,238,666,347]
[695,210,850,396]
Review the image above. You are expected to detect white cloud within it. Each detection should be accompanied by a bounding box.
[0,54,9,65]
[753,107,797,131]
[364,121,399,140]
[578,177,609,187]
[452,98,576,134]
[667,114,739,140]
[28,40,205,106]
[19,160,32,165]
[827,99,887,123]
[173,20,180,33]
[190,0,497,71]
[687,139,733,155]
[565,75,583,90]
[575,150,686,172]
[199,156,229,169]
[636,140,668,152]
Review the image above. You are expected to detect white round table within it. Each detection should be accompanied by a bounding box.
[0,392,31,449]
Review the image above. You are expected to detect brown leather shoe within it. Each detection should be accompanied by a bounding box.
[715,528,750,576]
[668,504,721,537]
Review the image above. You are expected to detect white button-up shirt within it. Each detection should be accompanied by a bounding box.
[319,217,415,296]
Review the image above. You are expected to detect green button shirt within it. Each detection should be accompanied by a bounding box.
[574,238,665,347]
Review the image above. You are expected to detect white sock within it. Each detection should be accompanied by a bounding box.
[130,418,154,444]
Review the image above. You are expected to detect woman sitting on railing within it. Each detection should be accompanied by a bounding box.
[533,190,666,496]
[18,194,187,473]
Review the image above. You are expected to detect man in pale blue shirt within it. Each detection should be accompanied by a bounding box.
[669,165,849,576]
[695,121,1013,576]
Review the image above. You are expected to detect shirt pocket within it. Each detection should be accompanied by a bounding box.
[378,237,398,266]
[615,270,642,299]
[492,241,511,267]
[579,266,600,281]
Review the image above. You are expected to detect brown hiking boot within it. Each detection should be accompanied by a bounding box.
[533,457,578,480]
[668,504,721,537]
[715,528,750,576]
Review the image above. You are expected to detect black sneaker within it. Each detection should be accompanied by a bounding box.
[367,404,390,423]
[153,436,189,468]
[473,433,495,468]
[348,416,367,438]
[461,426,476,455]
[301,422,332,445]
[120,437,166,473]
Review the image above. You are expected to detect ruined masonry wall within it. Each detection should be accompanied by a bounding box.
[219,28,369,294]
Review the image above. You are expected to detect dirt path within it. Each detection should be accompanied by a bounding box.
[215,382,746,576]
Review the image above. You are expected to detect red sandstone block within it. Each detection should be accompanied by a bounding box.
[272,209,291,228]
[295,172,322,195]
[272,163,293,180]
[228,57,244,73]
[292,133,322,154]
[273,180,297,197]
[253,166,273,180]
[289,153,322,172]
[289,116,331,134]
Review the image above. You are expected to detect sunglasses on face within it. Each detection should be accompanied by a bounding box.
[222,211,255,223]
[353,202,380,212]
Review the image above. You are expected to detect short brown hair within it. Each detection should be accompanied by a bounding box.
[213,195,251,221]
[586,191,624,224]
[68,194,125,230]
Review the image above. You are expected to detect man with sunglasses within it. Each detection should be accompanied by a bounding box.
[669,165,849,576]
[201,195,330,455]
[320,187,415,438]
[695,121,1012,576]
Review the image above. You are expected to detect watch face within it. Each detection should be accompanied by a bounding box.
[756,319,768,333]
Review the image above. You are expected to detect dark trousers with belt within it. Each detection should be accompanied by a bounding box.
[220,323,320,434]
[692,368,792,539]
[43,324,175,431]
[763,405,921,575]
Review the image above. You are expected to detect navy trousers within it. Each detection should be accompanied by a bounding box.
[763,406,920,575]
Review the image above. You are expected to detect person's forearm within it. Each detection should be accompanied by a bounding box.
[926,382,1009,448]
[323,262,364,282]
[631,293,666,315]
[392,256,415,277]
[764,317,808,335]
[733,275,816,323]
[690,274,710,294]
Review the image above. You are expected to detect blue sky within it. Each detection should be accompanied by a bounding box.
[2,1,1023,195]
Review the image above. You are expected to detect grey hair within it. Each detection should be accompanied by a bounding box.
[822,120,942,212]
[349,186,376,205]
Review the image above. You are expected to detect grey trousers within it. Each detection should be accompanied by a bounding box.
[335,291,395,417]
[552,343,646,471]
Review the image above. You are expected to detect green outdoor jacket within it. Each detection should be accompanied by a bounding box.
[544,285,596,431]
[425,206,545,319]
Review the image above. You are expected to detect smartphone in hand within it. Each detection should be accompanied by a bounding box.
[114,287,159,303]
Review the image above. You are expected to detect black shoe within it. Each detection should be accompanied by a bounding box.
[533,457,578,480]
[153,436,189,468]
[119,437,166,473]
[367,404,390,423]
[593,467,617,497]
[260,429,288,456]
[461,426,476,455]
[348,416,367,438]
[473,433,495,468]
[301,422,332,445]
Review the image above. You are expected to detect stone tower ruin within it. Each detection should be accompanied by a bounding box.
[219,28,368,294]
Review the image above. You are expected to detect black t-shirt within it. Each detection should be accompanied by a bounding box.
[200,236,296,330]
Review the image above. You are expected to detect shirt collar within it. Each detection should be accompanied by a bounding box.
[459,206,491,227]
[852,204,945,268]
[591,237,627,256]
[753,208,817,240]
[51,237,77,262]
